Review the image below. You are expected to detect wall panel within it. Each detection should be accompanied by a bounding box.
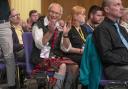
[41,0,128,20]
[10,0,41,21]
[9,0,128,21]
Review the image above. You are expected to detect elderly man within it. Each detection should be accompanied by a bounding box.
[9,9,25,62]
[93,0,128,80]
[31,3,66,89]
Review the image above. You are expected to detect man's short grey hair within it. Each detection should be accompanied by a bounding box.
[48,2,63,14]
[102,0,112,8]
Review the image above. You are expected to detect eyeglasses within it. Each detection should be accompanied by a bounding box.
[10,13,20,18]
[49,10,62,16]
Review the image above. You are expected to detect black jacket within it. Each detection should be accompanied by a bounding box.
[11,26,24,52]
[93,17,128,80]
[63,26,88,65]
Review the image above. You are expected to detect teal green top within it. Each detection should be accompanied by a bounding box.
[80,34,102,89]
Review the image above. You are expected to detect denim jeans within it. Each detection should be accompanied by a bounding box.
[0,22,15,86]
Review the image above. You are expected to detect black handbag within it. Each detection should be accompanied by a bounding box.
[104,81,128,89]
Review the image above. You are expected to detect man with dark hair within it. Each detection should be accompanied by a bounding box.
[27,10,39,31]
[29,10,38,17]
[86,5,104,32]
[93,0,128,80]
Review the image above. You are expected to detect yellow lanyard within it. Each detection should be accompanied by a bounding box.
[77,28,86,42]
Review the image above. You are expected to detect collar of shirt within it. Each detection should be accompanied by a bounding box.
[12,24,23,31]
[74,26,81,31]
[105,17,117,25]
[121,21,128,28]
[121,21,128,32]
[86,23,94,31]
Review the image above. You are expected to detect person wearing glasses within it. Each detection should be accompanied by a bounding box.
[9,9,25,62]
[31,3,66,89]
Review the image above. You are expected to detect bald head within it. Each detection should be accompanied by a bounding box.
[102,0,114,8]
[102,0,123,21]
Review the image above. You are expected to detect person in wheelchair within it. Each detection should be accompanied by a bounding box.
[31,2,67,89]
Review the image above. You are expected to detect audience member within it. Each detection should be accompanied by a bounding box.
[93,0,128,80]
[27,10,39,31]
[31,3,66,89]
[86,5,104,32]
[9,9,25,61]
[61,5,89,89]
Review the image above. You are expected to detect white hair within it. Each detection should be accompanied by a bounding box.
[48,2,63,14]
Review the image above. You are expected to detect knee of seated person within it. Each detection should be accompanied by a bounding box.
[73,64,79,68]
[60,63,66,69]
[58,63,66,75]
[70,64,79,71]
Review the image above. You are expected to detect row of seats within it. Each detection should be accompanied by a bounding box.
[0,32,122,88]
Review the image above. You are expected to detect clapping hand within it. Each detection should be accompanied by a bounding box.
[48,20,57,33]
[63,20,71,35]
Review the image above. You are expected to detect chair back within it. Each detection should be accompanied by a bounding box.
[22,32,33,75]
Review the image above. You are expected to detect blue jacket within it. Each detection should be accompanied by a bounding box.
[80,34,102,89]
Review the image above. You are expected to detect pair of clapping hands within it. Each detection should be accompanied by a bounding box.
[48,19,71,35]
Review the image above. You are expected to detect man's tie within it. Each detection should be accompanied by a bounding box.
[51,29,58,49]
[114,22,128,49]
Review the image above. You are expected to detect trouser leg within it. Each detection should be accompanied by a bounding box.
[53,63,66,89]
[0,22,16,86]
[53,73,65,89]
[63,64,79,89]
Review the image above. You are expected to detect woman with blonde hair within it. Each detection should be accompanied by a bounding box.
[61,5,89,89]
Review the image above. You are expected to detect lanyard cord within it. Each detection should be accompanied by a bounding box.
[51,30,58,49]
[77,28,86,43]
